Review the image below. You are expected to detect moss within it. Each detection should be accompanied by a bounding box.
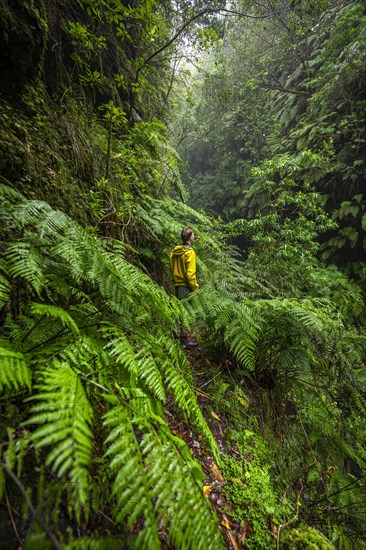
[0,81,100,225]
[281,526,334,550]
[0,0,174,237]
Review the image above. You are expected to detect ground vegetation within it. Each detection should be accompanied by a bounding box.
[1,1,366,548]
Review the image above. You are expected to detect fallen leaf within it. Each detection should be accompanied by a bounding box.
[210,462,225,481]
[226,529,240,550]
[203,485,211,496]
[211,410,221,421]
[221,518,231,529]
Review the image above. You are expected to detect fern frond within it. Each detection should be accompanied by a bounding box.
[192,290,260,371]
[134,203,164,240]
[24,361,93,515]
[0,182,25,201]
[12,200,69,236]
[135,349,166,402]
[162,197,215,228]
[277,347,312,380]
[144,420,224,550]
[155,330,194,383]
[105,333,139,377]
[114,381,162,417]
[53,223,95,283]
[161,357,218,454]
[0,347,31,392]
[0,268,11,308]
[100,237,127,257]
[104,405,161,547]
[5,242,44,295]
[224,316,258,371]
[30,303,80,335]
[61,335,108,377]
[104,405,224,550]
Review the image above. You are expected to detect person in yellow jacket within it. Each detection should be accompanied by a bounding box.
[170,227,199,346]
[170,226,199,299]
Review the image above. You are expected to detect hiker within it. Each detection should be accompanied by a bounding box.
[170,226,199,346]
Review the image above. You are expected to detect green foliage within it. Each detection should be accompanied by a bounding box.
[220,431,292,549]
[176,0,366,273]
[176,161,366,546]
[280,526,334,549]
[104,402,222,549]
[2,2,366,549]
[25,361,94,518]
[0,184,223,548]
[232,150,337,295]
[0,348,31,393]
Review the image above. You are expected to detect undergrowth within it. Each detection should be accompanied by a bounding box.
[0,183,224,549]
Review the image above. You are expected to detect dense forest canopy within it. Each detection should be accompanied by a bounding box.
[175,0,366,273]
[0,1,366,549]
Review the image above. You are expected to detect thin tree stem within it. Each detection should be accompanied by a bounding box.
[0,463,62,550]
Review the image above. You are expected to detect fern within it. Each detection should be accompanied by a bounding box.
[104,401,224,550]
[104,404,161,547]
[24,361,94,516]
[0,268,11,308]
[135,349,166,402]
[12,200,69,236]
[5,242,45,296]
[63,537,125,549]
[30,303,80,335]
[190,289,260,371]
[0,185,221,545]
[0,347,32,393]
[3,178,364,547]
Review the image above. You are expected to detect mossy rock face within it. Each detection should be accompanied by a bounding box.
[0,85,94,225]
[281,526,334,549]
[0,0,47,97]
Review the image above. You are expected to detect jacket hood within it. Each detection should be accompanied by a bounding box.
[171,245,192,256]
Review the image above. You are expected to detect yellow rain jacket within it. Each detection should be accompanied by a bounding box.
[170,244,199,291]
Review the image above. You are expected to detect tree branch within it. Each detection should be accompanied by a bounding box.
[137,6,293,77]
[137,8,211,77]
